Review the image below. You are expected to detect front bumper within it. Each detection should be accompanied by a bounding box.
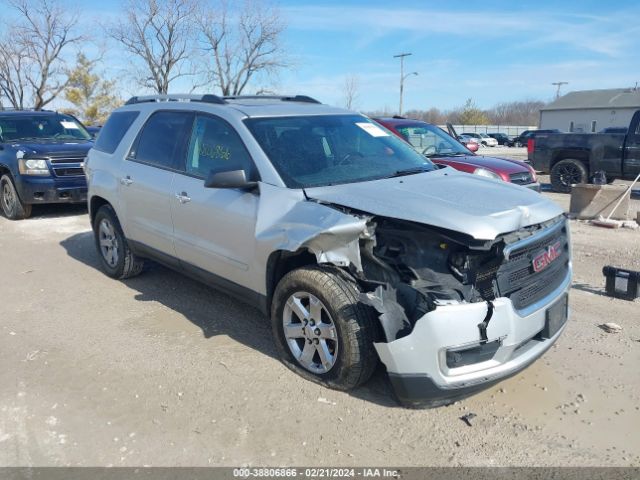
[524,182,542,192]
[16,175,87,205]
[375,272,571,407]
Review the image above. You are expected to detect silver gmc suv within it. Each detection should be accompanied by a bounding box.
[85,94,572,407]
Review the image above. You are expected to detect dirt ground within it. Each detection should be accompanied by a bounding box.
[1,181,639,467]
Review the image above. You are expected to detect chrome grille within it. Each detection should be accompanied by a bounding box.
[49,156,85,177]
[496,220,570,310]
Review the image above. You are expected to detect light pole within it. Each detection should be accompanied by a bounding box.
[551,81,568,100]
[394,52,417,116]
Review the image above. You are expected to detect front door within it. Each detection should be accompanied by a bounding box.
[171,114,259,290]
[120,110,194,256]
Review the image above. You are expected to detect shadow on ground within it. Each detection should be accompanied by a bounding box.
[30,203,88,219]
[571,282,608,298]
[60,231,398,408]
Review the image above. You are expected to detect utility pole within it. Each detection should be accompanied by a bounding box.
[394,53,417,116]
[551,81,568,100]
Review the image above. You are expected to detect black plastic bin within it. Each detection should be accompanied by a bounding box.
[602,266,640,301]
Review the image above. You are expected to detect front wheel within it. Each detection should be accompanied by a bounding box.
[550,159,589,193]
[271,266,379,391]
[1,175,32,220]
[93,205,144,279]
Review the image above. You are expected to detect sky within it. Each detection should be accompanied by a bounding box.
[3,0,640,112]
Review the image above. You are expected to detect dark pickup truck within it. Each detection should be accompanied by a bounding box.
[528,110,640,192]
[0,110,92,219]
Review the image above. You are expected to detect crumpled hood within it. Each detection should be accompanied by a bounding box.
[304,168,563,240]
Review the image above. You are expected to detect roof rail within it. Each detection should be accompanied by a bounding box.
[223,95,321,104]
[124,94,226,105]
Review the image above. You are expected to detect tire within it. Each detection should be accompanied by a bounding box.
[550,159,589,193]
[271,266,379,391]
[92,204,144,279]
[515,141,522,148]
[1,175,32,220]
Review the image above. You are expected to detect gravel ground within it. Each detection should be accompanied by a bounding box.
[1,186,639,467]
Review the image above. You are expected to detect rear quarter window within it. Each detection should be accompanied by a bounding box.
[94,111,140,154]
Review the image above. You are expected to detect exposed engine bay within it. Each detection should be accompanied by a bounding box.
[347,213,568,343]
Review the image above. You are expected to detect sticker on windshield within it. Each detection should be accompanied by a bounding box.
[356,122,389,137]
[60,121,79,129]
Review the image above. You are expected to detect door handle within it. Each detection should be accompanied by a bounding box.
[120,176,133,186]
[175,192,191,204]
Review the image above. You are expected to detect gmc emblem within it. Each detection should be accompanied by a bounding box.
[532,241,562,273]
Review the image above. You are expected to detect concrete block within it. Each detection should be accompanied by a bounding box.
[569,184,630,220]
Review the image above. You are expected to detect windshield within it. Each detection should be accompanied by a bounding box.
[0,113,91,142]
[392,122,472,157]
[244,115,436,188]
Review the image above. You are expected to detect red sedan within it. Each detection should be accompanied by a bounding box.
[374,117,540,191]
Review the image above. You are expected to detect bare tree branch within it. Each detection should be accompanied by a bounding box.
[107,0,200,94]
[343,74,359,110]
[197,0,289,96]
[0,0,83,110]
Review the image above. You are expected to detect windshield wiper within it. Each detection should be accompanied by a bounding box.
[384,166,432,178]
[425,152,465,157]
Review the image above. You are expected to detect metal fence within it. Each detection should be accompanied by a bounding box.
[438,125,537,136]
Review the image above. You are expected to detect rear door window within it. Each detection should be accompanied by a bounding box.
[130,111,194,171]
[94,111,139,154]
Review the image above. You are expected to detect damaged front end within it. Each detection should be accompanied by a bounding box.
[350,213,572,407]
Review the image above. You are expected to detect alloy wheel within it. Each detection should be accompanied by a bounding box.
[553,163,583,188]
[282,291,339,374]
[2,181,16,213]
[98,218,120,267]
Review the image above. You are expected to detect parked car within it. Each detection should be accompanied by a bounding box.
[86,94,570,407]
[455,134,480,152]
[462,132,498,147]
[0,110,92,219]
[598,127,627,134]
[528,110,640,192]
[487,132,514,146]
[374,117,540,191]
[86,125,102,138]
[457,133,478,144]
[512,129,561,147]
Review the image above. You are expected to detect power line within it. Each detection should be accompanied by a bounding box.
[393,53,416,116]
[551,82,568,100]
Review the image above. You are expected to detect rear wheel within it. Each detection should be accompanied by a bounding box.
[93,205,144,279]
[550,159,588,193]
[0,175,31,220]
[271,266,378,390]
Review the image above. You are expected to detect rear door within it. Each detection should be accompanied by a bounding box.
[120,110,194,256]
[171,113,259,289]
[623,113,640,179]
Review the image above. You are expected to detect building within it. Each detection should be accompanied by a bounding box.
[539,87,640,133]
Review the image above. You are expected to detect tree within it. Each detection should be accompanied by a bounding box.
[63,53,121,125]
[0,0,83,110]
[198,0,289,96]
[107,0,200,94]
[488,100,546,126]
[458,98,489,125]
[343,75,359,110]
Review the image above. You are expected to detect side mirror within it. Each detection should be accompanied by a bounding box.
[204,169,257,189]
